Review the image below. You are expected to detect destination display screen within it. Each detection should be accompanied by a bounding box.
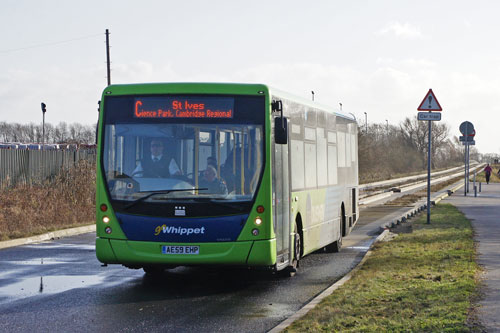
[134,97,234,119]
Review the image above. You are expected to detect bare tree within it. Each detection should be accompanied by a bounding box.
[400,116,450,168]
[359,117,466,183]
[0,121,95,145]
[0,122,8,141]
[54,122,68,143]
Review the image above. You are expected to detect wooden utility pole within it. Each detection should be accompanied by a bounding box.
[106,29,111,85]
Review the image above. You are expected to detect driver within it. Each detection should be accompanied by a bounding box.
[133,139,181,178]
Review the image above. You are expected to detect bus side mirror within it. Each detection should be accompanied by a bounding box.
[275,117,288,144]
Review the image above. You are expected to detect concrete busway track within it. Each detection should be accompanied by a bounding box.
[359,163,484,206]
[0,179,465,332]
[360,163,477,193]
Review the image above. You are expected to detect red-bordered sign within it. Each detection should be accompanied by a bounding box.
[417,89,442,111]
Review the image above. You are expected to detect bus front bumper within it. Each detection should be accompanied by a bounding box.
[96,238,276,267]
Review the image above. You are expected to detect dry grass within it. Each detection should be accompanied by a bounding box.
[359,164,463,185]
[384,175,463,207]
[0,160,95,241]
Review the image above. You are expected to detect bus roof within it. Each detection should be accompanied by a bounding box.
[267,86,355,121]
[102,82,356,121]
[103,82,268,97]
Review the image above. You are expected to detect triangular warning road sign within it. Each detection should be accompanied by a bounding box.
[417,89,442,111]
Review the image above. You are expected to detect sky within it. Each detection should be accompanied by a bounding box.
[1,0,499,153]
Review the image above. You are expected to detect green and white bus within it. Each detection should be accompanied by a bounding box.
[96,83,358,275]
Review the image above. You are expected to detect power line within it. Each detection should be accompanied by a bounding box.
[0,33,103,54]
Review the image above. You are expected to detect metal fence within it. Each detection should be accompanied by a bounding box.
[0,149,96,188]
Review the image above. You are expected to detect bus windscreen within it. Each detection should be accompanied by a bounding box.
[101,95,265,210]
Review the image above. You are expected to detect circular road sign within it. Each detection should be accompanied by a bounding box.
[459,121,475,136]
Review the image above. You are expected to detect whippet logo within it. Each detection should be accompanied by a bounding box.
[154,224,206,236]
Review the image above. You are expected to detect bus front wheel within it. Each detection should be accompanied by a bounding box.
[143,266,165,275]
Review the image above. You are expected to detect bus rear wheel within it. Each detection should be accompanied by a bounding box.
[326,214,344,253]
[330,230,342,253]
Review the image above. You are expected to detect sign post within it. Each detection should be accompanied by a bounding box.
[459,121,475,196]
[417,89,442,224]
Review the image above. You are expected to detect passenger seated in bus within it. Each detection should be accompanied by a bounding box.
[221,147,252,194]
[132,139,181,178]
[199,156,218,177]
[199,165,227,195]
[207,156,217,169]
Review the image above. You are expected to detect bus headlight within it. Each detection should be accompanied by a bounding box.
[105,227,112,234]
[254,217,263,225]
[252,228,259,236]
[102,216,110,223]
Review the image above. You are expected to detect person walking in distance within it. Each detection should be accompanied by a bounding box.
[484,163,493,184]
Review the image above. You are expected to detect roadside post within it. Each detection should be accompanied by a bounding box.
[473,170,476,194]
[459,121,475,196]
[417,89,443,224]
[41,102,47,150]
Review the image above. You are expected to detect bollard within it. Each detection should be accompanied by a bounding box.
[480,182,482,192]
[473,171,476,194]
[474,185,477,197]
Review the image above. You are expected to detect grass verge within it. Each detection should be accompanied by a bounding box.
[285,204,481,332]
[0,161,95,241]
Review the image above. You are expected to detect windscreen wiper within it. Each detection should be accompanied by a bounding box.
[123,188,207,210]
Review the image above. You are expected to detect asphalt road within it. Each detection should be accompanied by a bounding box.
[0,203,408,333]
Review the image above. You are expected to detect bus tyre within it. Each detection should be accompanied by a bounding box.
[325,233,342,253]
[143,266,165,275]
[325,238,342,253]
[326,215,343,253]
[332,231,342,253]
[286,223,301,277]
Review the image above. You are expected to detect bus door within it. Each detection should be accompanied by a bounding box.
[272,121,291,268]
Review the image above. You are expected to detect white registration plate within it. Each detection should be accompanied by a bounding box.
[161,245,200,255]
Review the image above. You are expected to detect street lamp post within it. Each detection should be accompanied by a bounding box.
[364,112,368,132]
[41,102,47,150]
[386,119,388,132]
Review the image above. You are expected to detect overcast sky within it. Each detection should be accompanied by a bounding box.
[1,0,499,153]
